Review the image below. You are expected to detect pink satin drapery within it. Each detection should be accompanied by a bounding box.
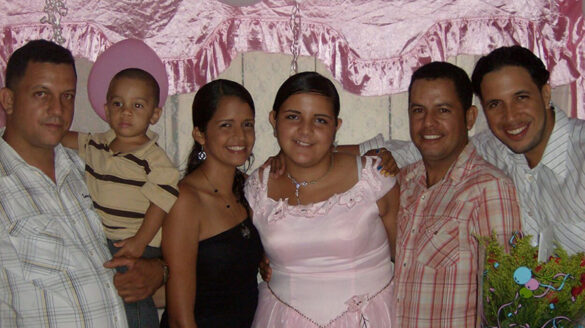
[1,0,584,117]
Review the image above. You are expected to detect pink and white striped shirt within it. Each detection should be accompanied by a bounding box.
[394,143,521,328]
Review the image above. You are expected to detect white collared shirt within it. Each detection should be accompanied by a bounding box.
[0,132,128,327]
[361,107,585,254]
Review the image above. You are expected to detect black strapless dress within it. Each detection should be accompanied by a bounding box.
[160,217,263,328]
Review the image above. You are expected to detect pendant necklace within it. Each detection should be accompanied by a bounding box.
[201,169,251,239]
[286,153,334,205]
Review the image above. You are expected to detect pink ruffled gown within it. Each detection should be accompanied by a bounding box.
[244,157,396,327]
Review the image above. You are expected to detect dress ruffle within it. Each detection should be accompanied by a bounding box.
[245,157,394,222]
[1,1,584,117]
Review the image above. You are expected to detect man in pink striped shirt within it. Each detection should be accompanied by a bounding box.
[394,61,522,327]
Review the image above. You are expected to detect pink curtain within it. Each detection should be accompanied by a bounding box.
[1,0,584,117]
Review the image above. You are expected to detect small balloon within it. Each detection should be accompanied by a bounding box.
[514,266,532,285]
[525,278,539,291]
[519,287,533,298]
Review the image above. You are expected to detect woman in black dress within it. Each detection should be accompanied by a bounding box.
[160,79,262,328]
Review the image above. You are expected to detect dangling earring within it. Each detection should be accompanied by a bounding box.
[197,146,207,161]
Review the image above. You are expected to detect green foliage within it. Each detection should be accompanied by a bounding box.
[480,234,585,328]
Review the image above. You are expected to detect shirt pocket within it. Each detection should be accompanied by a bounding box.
[8,215,69,278]
[415,218,460,269]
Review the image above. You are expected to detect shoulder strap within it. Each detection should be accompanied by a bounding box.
[356,156,363,180]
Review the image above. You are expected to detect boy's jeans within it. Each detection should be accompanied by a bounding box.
[107,239,162,328]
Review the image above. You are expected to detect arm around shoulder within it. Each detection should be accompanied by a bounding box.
[358,134,421,168]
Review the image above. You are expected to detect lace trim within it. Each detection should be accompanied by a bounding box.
[251,157,390,222]
[265,279,392,328]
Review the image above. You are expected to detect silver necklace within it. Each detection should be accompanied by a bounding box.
[201,170,251,239]
[286,154,334,205]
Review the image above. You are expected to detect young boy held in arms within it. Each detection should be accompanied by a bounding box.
[62,67,179,327]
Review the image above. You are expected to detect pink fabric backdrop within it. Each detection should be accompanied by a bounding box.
[1,0,584,117]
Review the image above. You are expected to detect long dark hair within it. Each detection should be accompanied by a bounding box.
[187,79,255,209]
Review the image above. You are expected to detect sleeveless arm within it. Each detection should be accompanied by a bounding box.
[162,184,200,328]
[359,134,421,168]
[378,183,399,260]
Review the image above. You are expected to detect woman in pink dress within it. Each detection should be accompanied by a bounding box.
[245,72,398,327]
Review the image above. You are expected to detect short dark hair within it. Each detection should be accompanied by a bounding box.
[471,45,550,100]
[272,71,340,121]
[4,39,76,89]
[108,68,160,105]
[408,61,473,111]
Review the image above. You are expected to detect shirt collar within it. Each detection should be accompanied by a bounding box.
[445,142,477,183]
[104,129,160,157]
[0,128,75,185]
[0,128,28,175]
[405,142,477,187]
[502,106,569,177]
[537,106,569,177]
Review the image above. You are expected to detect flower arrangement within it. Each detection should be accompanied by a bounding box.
[480,233,585,328]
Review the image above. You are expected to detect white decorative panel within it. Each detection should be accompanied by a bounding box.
[71,53,574,174]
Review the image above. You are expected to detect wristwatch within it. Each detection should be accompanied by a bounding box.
[158,259,169,284]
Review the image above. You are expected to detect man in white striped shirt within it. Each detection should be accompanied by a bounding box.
[359,46,585,255]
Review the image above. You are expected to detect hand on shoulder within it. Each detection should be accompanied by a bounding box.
[364,148,399,177]
[260,150,285,179]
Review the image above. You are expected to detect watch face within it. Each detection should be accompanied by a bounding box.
[159,259,169,284]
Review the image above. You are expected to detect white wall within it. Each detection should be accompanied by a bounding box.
[71,52,571,173]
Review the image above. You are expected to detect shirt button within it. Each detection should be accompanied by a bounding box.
[403,262,407,267]
[421,195,426,200]
[411,228,416,234]
[105,282,111,289]
[525,174,534,182]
